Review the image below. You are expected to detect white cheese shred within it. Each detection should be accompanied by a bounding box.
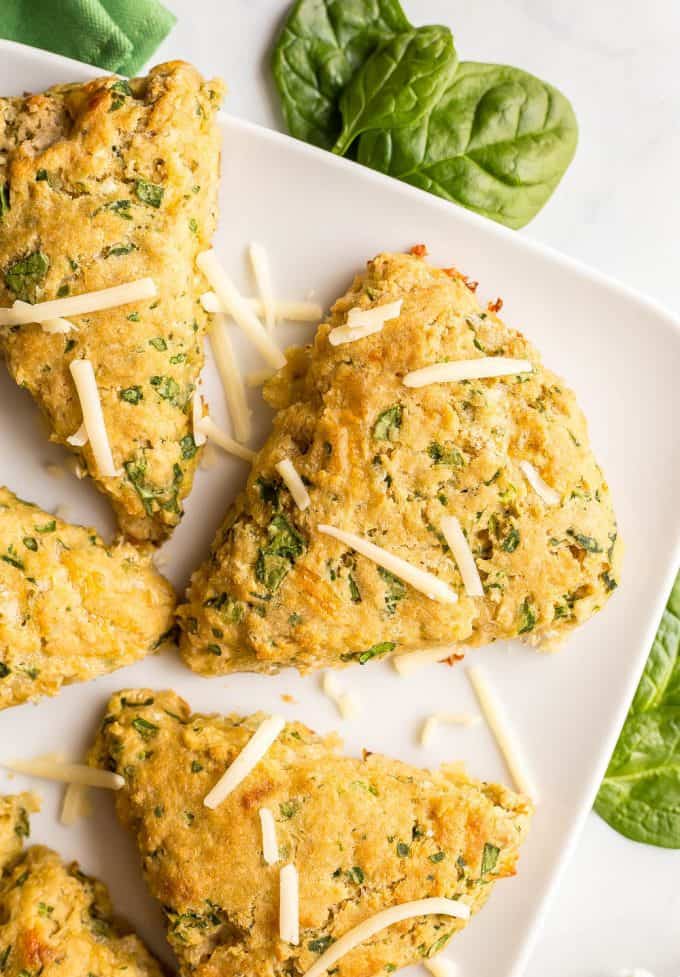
[279,863,300,945]
[425,957,460,977]
[317,524,458,605]
[420,712,482,747]
[209,311,252,442]
[329,298,402,346]
[203,290,322,323]
[249,242,277,332]
[440,516,484,597]
[203,714,286,810]
[467,666,538,800]
[69,359,118,477]
[392,645,459,676]
[13,300,75,334]
[301,898,470,977]
[60,782,93,827]
[246,367,276,387]
[197,250,286,369]
[0,278,157,326]
[321,672,360,721]
[66,421,89,448]
[2,758,124,790]
[276,458,311,511]
[196,416,256,463]
[519,460,560,505]
[259,807,279,865]
[192,392,206,446]
[403,357,533,388]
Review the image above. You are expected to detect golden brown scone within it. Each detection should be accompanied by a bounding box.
[0,62,225,541]
[0,793,166,976]
[178,250,621,674]
[0,486,175,711]
[89,688,532,977]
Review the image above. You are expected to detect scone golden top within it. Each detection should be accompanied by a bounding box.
[0,793,165,977]
[178,250,621,674]
[0,486,175,711]
[0,61,224,541]
[89,689,532,977]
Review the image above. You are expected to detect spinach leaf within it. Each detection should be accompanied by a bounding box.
[272,0,411,149]
[595,572,680,847]
[0,183,9,221]
[372,404,402,440]
[4,251,50,302]
[357,61,577,229]
[135,179,164,208]
[333,26,458,157]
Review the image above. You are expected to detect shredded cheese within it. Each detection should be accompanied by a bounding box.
[203,290,321,323]
[347,299,402,329]
[13,300,75,334]
[403,357,533,388]
[276,458,310,511]
[279,863,300,945]
[204,714,285,809]
[425,957,459,977]
[317,525,458,605]
[301,898,470,977]
[2,758,124,790]
[246,367,276,387]
[197,251,286,369]
[440,516,483,597]
[392,645,458,676]
[60,782,93,827]
[467,666,538,800]
[209,311,252,442]
[249,242,277,332]
[328,321,383,346]
[192,392,206,446]
[66,421,89,448]
[0,278,157,326]
[321,672,360,720]
[196,416,256,463]
[259,807,279,865]
[420,712,481,747]
[519,460,560,505]
[69,360,118,477]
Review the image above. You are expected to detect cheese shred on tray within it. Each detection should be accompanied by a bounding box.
[88,688,532,977]
[178,251,621,675]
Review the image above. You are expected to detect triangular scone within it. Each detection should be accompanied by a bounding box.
[0,793,166,976]
[0,486,175,711]
[178,251,621,674]
[0,62,224,541]
[89,689,532,977]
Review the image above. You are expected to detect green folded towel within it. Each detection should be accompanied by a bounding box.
[0,0,176,76]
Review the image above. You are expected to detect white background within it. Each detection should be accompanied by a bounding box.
[152,3,680,974]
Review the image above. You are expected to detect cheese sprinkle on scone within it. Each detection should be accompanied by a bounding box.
[0,61,224,541]
[0,486,175,711]
[178,251,621,674]
[89,688,532,977]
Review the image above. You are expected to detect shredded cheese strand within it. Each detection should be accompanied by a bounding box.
[197,251,286,369]
[276,458,311,510]
[196,416,255,463]
[392,645,459,676]
[69,359,118,477]
[328,320,384,346]
[347,299,402,329]
[0,278,157,326]
[425,958,460,977]
[317,524,458,605]
[403,357,533,388]
[279,863,300,945]
[202,290,321,323]
[192,392,206,446]
[519,460,560,505]
[440,516,484,597]
[66,421,88,448]
[204,715,285,809]
[2,758,124,790]
[60,782,92,826]
[13,300,75,334]
[249,242,277,331]
[301,898,470,977]
[209,310,252,442]
[321,672,360,720]
[420,712,481,747]
[246,367,276,387]
[467,666,538,800]
[259,807,279,865]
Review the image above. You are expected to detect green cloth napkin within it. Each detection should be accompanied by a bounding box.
[0,0,176,76]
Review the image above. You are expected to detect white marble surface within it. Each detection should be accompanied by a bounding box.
[152,3,680,975]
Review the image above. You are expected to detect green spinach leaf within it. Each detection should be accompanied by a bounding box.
[595,572,680,847]
[272,0,411,149]
[4,251,50,302]
[357,61,577,229]
[333,26,458,157]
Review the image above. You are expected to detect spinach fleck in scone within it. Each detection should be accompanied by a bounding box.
[0,486,175,711]
[0,61,224,541]
[178,250,621,674]
[89,689,532,977]
[0,793,166,976]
